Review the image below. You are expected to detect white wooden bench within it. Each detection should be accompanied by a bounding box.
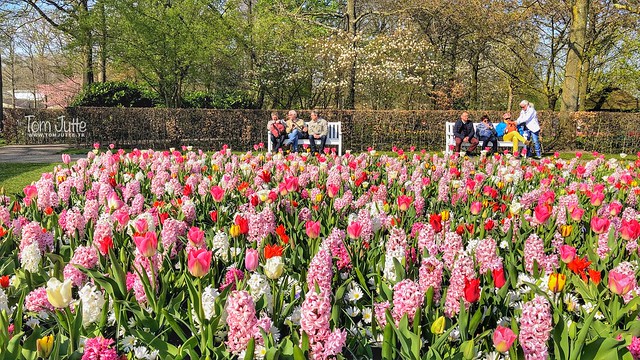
[445,121,525,153]
[268,121,343,155]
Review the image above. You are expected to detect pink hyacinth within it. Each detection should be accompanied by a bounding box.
[160,218,188,257]
[220,267,244,291]
[444,255,475,318]
[19,221,54,256]
[300,289,345,360]
[306,249,333,293]
[63,246,99,287]
[392,279,423,324]
[225,290,259,354]
[81,336,119,360]
[419,256,444,302]
[417,224,439,257]
[629,336,640,360]
[321,228,351,271]
[441,231,463,270]
[24,287,54,312]
[474,237,503,274]
[519,295,552,360]
[374,301,391,328]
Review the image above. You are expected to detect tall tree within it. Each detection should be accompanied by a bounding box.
[21,0,96,87]
[561,0,589,111]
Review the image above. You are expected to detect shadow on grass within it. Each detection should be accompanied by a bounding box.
[0,162,58,198]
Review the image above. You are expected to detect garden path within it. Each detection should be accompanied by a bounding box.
[0,145,84,164]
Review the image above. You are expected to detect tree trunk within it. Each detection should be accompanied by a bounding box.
[470,51,480,109]
[578,56,590,111]
[83,32,94,86]
[345,0,356,109]
[561,0,588,111]
[100,1,107,82]
[507,78,513,112]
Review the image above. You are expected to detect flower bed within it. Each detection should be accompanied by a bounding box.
[1,146,640,360]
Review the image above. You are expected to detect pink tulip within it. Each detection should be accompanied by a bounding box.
[533,204,552,224]
[470,201,482,216]
[188,227,205,246]
[608,202,623,216]
[113,210,129,227]
[493,326,517,353]
[245,248,259,272]
[570,206,584,221]
[285,177,299,192]
[327,184,340,198]
[134,218,149,234]
[590,216,610,234]
[608,270,634,296]
[590,192,604,206]
[347,221,363,239]
[559,245,577,264]
[620,219,640,241]
[187,248,212,277]
[210,186,225,202]
[306,220,320,239]
[61,153,71,164]
[278,182,288,196]
[107,192,123,211]
[133,232,158,257]
[397,195,412,212]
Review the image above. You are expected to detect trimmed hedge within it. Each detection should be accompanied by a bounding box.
[2,108,639,153]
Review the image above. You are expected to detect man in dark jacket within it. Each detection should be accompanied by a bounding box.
[453,112,479,154]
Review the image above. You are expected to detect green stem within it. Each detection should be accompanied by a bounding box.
[65,308,75,353]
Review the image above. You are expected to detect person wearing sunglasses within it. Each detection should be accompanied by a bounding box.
[516,100,542,159]
[476,114,498,154]
[501,112,529,156]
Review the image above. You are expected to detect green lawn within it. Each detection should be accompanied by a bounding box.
[0,163,57,198]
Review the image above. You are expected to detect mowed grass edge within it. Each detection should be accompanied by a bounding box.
[0,163,59,199]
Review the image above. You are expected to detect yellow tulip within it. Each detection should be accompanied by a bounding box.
[431,316,445,334]
[440,210,450,222]
[46,278,73,308]
[229,224,241,238]
[37,335,54,358]
[560,225,573,238]
[548,273,566,293]
[315,193,323,203]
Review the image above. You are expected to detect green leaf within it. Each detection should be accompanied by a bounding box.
[382,323,394,360]
[244,338,255,360]
[581,337,624,360]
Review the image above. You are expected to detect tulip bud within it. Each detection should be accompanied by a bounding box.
[229,224,241,238]
[548,273,566,293]
[431,316,445,334]
[37,335,54,358]
[264,256,284,279]
[245,248,259,272]
[560,224,572,238]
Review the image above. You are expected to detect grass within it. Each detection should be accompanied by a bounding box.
[0,163,58,199]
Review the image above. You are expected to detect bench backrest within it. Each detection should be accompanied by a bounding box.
[445,121,502,147]
[326,122,341,139]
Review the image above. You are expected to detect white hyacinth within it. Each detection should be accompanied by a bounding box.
[247,273,273,313]
[211,231,230,261]
[78,284,106,327]
[21,242,42,273]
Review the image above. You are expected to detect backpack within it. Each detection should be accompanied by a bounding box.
[270,121,286,137]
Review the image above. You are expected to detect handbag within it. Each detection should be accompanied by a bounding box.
[270,121,286,137]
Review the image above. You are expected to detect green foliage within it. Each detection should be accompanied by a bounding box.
[181,91,255,109]
[71,82,159,108]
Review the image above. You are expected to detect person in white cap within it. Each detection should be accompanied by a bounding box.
[516,100,541,158]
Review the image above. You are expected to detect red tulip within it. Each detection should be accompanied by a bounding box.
[209,210,218,223]
[235,216,249,234]
[397,195,412,211]
[210,186,225,202]
[493,326,516,353]
[275,224,289,244]
[0,275,9,288]
[484,219,495,231]
[347,221,363,239]
[590,216,610,234]
[608,270,634,296]
[533,204,552,224]
[429,214,442,233]
[264,244,283,259]
[588,269,601,285]
[464,277,481,303]
[96,236,114,256]
[187,248,212,277]
[285,176,299,192]
[620,219,640,241]
[492,268,506,289]
[133,232,158,257]
[306,220,320,239]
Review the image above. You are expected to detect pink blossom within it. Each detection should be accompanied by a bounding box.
[392,279,423,324]
[24,287,54,312]
[81,336,119,360]
[519,295,552,360]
